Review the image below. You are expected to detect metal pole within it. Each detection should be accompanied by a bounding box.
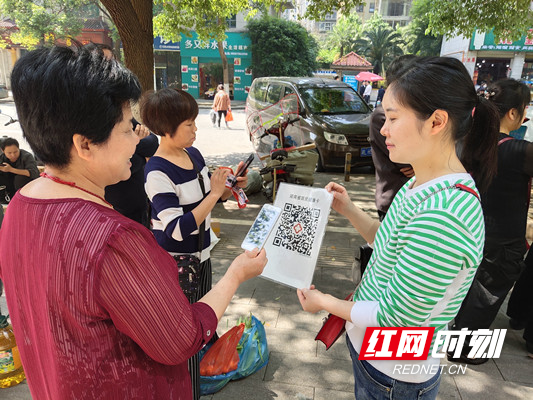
[344,152,352,182]
[272,167,277,202]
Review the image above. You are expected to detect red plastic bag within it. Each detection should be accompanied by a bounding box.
[225,110,234,122]
[200,323,244,376]
[200,315,269,395]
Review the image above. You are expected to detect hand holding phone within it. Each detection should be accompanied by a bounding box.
[241,204,282,251]
[234,153,255,180]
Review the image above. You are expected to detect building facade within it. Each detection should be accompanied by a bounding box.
[441,30,533,86]
[152,13,251,101]
[375,0,412,28]
[284,0,412,36]
[179,31,252,101]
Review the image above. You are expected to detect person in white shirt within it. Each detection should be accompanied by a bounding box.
[363,81,372,103]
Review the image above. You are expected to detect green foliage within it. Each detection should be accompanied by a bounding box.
[405,0,442,56]
[248,17,317,78]
[304,0,365,21]
[0,0,91,48]
[355,16,404,76]
[153,0,257,42]
[316,46,338,69]
[363,13,389,31]
[324,12,362,58]
[424,0,532,41]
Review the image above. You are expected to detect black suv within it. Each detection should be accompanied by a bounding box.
[245,77,373,171]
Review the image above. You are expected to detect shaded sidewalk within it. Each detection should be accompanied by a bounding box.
[2,171,533,399]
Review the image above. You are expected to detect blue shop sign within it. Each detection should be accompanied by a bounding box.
[343,75,358,91]
[154,36,180,51]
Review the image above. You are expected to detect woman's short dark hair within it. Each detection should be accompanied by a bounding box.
[141,88,198,137]
[10,44,141,168]
[486,78,531,119]
[1,138,19,151]
[389,56,500,192]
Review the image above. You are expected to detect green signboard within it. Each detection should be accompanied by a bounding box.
[470,29,533,52]
[180,31,252,101]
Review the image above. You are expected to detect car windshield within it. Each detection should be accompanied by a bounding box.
[299,87,369,114]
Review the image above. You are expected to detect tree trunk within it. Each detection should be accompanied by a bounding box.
[113,39,123,63]
[100,0,153,92]
[216,18,230,94]
[217,41,230,94]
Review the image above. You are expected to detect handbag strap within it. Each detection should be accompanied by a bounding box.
[184,149,206,256]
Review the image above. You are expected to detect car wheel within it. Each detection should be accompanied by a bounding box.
[315,149,326,172]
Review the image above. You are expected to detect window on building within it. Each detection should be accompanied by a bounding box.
[154,51,181,90]
[356,5,364,12]
[369,2,375,13]
[324,11,337,20]
[319,22,334,32]
[226,14,236,29]
[388,2,405,17]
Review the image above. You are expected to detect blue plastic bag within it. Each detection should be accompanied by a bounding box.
[200,315,269,395]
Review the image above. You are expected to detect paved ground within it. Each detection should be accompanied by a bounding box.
[1,101,533,399]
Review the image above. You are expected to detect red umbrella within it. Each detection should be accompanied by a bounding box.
[354,71,384,82]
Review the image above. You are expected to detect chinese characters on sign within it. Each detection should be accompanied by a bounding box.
[289,194,320,203]
[183,39,249,52]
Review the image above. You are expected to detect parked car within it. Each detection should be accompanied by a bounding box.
[245,77,373,171]
[0,85,8,99]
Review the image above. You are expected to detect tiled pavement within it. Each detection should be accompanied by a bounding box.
[2,171,533,399]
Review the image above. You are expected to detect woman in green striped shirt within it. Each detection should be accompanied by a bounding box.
[298,57,500,399]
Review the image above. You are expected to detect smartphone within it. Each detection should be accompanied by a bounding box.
[241,204,282,251]
[234,153,255,180]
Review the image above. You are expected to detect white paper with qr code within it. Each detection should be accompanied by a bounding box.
[260,182,333,289]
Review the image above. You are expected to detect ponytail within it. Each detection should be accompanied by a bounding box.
[388,56,500,193]
[461,95,499,193]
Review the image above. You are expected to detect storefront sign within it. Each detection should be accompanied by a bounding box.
[470,29,533,52]
[154,36,180,51]
[180,33,249,57]
[180,32,252,101]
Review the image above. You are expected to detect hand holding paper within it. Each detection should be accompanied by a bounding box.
[297,285,325,313]
[325,181,355,217]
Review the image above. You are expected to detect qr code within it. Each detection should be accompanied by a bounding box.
[272,203,320,257]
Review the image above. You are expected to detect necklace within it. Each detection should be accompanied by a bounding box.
[40,172,113,207]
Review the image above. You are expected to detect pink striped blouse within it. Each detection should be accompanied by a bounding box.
[0,193,217,399]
